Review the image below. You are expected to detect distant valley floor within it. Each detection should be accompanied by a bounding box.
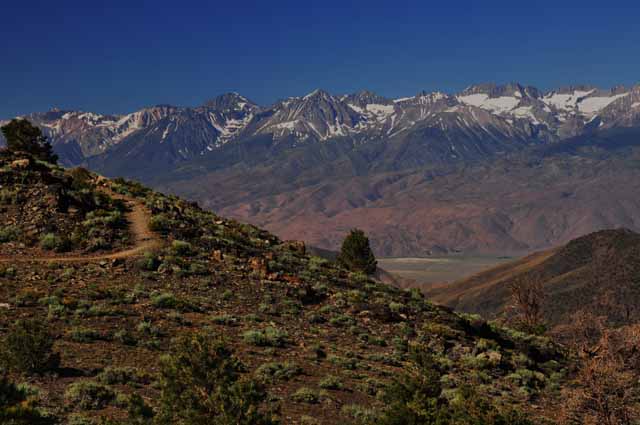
[378,255,516,287]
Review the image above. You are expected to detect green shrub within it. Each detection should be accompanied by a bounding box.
[151,292,179,309]
[0,188,19,204]
[170,240,193,256]
[327,355,359,370]
[64,381,115,410]
[388,302,406,314]
[66,414,96,425]
[69,327,101,343]
[138,251,161,271]
[0,225,20,243]
[149,214,172,233]
[341,404,378,425]
[378,348,534,425]
[243,327,288,347]
[291,387,320,404]
[40,233,71,252]
[319,375,344,390]
[255,361,302,383]
[114,330,137,346]
[97,367,148,386]
[137,321,162,337]
[155,331,277,425]
[356,377,385,396]
[329,314,356,327]
[0,373,51,424]
[0,318,59,374]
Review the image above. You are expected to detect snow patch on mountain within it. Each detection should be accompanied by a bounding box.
[457,94,521,114]
[543,90,595,111]
[578,93,629,116]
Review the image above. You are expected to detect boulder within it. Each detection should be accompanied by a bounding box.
[10,159,30,169]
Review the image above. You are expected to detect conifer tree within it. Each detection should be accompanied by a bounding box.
[337,229,377,275]
[1,119,58,164]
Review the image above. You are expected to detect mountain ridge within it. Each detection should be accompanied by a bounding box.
[3,82,638,169]
[4,82,640,256]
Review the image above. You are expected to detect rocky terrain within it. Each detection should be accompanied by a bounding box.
[0,149,575,424]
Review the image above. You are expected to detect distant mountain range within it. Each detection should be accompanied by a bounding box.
[3,82,640,256]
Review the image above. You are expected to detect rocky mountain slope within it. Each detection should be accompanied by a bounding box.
[0,149,568,424]
[3,82,640,256]
[425,228,640,331]
[3,83,638,169]
[162,124,640,256]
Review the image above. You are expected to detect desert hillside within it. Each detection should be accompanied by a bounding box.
[426,228,640,330]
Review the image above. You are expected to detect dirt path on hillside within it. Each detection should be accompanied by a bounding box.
[0,189,163,264]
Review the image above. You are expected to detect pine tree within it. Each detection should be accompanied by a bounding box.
[1,119,58,164]
[337,229,377,275]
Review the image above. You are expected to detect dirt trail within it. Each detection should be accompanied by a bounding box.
[0,189,162,264]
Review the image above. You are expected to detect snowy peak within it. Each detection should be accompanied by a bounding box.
[254,89,364,141]
[5,81,640,168]
[456,83,543,116]
[301,88,334,101]
[460,83,541,99]
[593,85,640,128]
[543,86,630,118]
[202,92,258,113]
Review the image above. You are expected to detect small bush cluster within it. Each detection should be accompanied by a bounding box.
[64,381,115,410]
[0,373,51,424]
[255,361,302,383]
[156,331,278,425]
[243,327,289,347]
[40,233,71,252]
[0,225,20,243]
[0,318,59,374]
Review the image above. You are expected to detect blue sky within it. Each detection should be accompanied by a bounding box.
[1,0,639,117]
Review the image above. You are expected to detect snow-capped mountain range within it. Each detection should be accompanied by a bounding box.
[2,82,640,167]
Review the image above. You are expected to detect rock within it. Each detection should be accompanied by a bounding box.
[284,240,306,255]
[477,350,502,366]
[211,250,223,262]
[249,257,268,276]
[10,159,30,169]
[282,274,302,286]
[0,303,10,309]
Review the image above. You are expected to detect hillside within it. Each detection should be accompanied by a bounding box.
[0,149,570,424]
[426,229,640,330]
